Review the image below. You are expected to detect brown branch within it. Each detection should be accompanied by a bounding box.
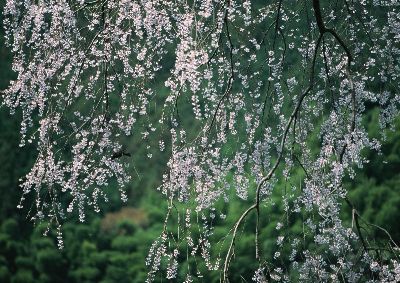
[353,207,369,252]
[222,33,324,282]
[206,6,235,135]
[312,0,353,66]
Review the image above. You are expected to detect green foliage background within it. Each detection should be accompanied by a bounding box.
[1,1,399,282]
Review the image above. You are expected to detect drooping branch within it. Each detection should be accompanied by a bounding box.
[223,32,324,282]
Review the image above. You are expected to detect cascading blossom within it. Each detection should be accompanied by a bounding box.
[2,0,400,282]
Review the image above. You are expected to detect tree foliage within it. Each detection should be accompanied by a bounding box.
[2,0,400,282]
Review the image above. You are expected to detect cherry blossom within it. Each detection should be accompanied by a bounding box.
[2,0,400,281]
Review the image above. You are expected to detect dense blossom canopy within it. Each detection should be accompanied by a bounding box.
[2,0,400,281]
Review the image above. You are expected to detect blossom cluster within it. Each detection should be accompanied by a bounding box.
[2,0,400,281]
